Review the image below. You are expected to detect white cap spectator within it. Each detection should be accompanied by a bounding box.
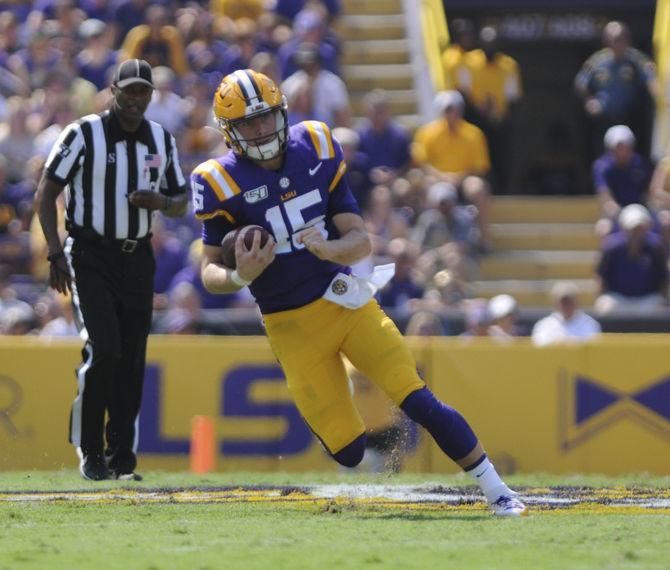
[332,127,359,149]
[533,281,601,346]
[434,90,465,113]
[0,305,34,335]
[618,203,651,231]
[152,66,176,89]
[294,9,324,35]
[551,280,580,302]
[604,125,635,149]
[79,18,106,40]
[363,88,391,110]
[488,294,518,321]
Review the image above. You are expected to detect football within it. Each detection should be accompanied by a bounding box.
[220,225,271,269]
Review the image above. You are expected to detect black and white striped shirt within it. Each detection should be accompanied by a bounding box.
[44,110,187,240]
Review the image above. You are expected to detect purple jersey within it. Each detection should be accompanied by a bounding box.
[191,121,361,314]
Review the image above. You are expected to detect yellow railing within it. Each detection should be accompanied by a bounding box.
[653,0,670,157]
[420,0,449,92]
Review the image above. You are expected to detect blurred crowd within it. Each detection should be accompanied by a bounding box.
[0,1,667,344]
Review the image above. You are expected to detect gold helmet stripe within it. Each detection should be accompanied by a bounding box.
[232,69,261,106]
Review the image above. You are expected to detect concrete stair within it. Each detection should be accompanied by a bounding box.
[336,14,407,41]
[336,3,419,130]
[349,88,416,116]
[343,64,414,91]
[491,223,599,251]
[470,279,598,307]
[341,0,403,15]
[489,196,600,223]
[479,251,597,280]
[341,39,410,66]
[472,197,602,307]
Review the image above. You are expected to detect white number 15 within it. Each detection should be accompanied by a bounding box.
[265,189,327,254]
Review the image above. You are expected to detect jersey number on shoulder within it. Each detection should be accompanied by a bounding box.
[265,189,327,254]
[192,181,205,211]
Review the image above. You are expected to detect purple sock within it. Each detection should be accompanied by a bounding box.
[400,387,478,462]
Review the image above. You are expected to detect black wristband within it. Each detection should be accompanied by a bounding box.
[47,251,65,262]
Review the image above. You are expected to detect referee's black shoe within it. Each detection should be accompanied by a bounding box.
[77,449,110,481]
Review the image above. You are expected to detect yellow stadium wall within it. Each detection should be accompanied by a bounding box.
[1,336,669,474]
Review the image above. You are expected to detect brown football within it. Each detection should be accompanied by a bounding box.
[220,225,271,269]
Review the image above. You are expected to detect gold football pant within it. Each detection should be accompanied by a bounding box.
[263,298,425,454]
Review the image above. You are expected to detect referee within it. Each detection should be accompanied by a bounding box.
[36,59,188,481]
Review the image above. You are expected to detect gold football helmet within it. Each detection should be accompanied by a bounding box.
[213,69,288,161]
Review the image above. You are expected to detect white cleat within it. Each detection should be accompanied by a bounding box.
[490,494,528,517]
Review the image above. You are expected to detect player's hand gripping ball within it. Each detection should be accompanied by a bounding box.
[220,225,271,268]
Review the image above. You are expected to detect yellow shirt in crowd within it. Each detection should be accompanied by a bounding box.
[211,0,265,20]
[412,118,490,174]
[457,49,522,120]
[442,45,468,89]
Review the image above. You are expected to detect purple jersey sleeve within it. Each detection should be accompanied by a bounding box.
[191,158,240,246]
[328,168,361,218]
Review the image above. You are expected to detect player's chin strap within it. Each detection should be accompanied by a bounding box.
[322,264,396,309]
[244,136,282,161]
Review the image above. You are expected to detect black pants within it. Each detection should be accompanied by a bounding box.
[66,235,155,473]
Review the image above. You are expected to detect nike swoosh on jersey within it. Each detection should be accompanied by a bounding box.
[309,162,323,176]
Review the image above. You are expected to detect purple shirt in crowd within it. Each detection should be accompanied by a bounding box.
[277,39,339,80]
[153,237,188,294]
[274,0,340,20]
[592,152,652,207]
[0,181,34,230]
[109,0,151,46]
[357,121,411,171]
[75,50,118,91]
[378,276,424,309]
[597,231,668,297]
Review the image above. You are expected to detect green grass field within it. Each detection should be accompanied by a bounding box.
[1,471,669,570]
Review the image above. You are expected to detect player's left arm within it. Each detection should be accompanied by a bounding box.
[297,212,371,265]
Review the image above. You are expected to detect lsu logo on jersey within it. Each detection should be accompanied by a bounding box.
[558,370,670,451]
[244,185,268,204]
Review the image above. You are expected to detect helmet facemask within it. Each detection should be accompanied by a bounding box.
[218,98,288,162]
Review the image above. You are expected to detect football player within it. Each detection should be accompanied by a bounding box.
[191,69,526,516]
